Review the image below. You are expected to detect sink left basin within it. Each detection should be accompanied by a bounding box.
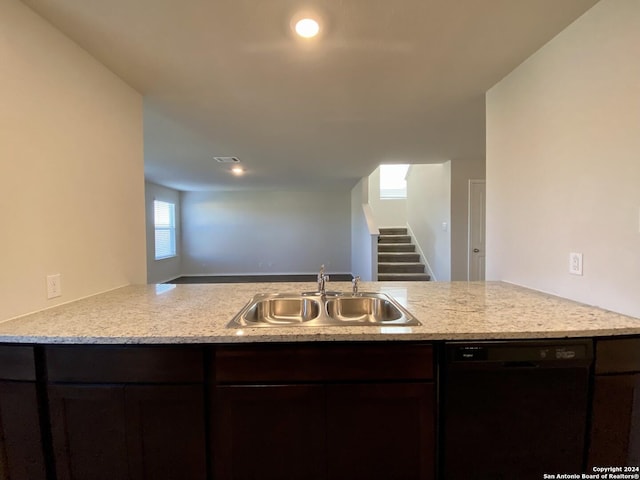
[232,294,322,327]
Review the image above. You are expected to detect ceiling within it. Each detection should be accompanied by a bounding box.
[21,0,599,191]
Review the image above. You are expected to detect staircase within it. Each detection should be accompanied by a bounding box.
[378,227,431,281]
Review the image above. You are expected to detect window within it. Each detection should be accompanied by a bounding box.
[379,164,410,199]
[154,200,176,259]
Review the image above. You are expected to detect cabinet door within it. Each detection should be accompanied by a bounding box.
[125,385,207,480]
[0,381,47,480]
[589,374,640,467]
[326,383,435,480]
[49,384,207,480]
[213,385,325,480]
[48,385,129,480]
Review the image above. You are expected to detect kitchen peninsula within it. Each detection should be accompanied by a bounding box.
[0,281,638,343]
[0,281,638,480]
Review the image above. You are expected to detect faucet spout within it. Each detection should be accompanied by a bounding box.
[352,275,361,295]
[317,264,329,295]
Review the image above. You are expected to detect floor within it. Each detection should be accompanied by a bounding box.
[166,274,354,284]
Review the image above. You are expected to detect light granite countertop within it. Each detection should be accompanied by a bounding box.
[0,281,639,344]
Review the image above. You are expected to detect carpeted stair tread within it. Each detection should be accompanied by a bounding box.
[378,273,431,281]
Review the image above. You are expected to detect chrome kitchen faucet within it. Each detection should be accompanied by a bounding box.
[317,264,329,295]
[352,276,361,294]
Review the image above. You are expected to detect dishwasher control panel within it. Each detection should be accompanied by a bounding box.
[450,340,593,364]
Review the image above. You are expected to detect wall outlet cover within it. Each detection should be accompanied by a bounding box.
[47,274,62,299]
[569,253,583,276]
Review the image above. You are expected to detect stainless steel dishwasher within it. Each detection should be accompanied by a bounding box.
[440,339,593,480]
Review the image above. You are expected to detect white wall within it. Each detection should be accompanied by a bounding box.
[0,0,146,321]
[451,159,486,280]
[350,177,378,281]
[145,182,182,283]
[368,167,407,227]
[406,163,452,281]
[181,190,351,275]
[486,0,640,318]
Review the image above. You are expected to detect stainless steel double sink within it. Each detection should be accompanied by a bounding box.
[228,292,421,328]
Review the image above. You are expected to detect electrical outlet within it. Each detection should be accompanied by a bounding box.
[569,253,583,276]
[47,274,62,299]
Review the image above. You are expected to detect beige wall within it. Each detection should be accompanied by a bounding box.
[486,0,640,317]
[181,190,351,275]
[351,177,378,281]
[0,0,146,321]
[368,167,407,227]
[404,159,484,281]
[451,159,486,280]
[406,163,452,281]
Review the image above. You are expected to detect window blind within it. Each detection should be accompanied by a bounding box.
[154,200,176,259]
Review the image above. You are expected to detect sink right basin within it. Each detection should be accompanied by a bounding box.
[325,295,403,323]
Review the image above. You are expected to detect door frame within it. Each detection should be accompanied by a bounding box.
[467,179,486,281]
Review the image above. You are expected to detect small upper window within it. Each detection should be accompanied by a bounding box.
[379,164,409,199]
[154,200,176,260]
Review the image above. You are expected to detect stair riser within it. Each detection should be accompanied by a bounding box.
[378,244,415,253]
[378,274,431,282]
[378,264,425,274]
[379,236,411,244]
[379,228,408,236]
[378,253,420,263]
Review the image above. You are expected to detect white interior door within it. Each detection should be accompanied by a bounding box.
[468,180,486,281]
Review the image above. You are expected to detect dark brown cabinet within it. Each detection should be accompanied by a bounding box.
[589,338,640,467]
[0,346,47,480]
[326,383,434,480]
[48,385,129,480]
[212,343,436,480]
[45,346,207,480]
[214,385,326,480]
[2,336,639,479]
[125,385,207,480]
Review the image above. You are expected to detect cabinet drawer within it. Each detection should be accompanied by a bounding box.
[595,338,640,374]
[46,346,204,383]
[0,345,36,381]
[214,343,433,383]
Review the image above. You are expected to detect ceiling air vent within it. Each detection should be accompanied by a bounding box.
[214,156,240,164]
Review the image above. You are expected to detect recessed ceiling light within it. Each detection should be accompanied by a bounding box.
[231,166,244,176]
[295,18,320,38]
